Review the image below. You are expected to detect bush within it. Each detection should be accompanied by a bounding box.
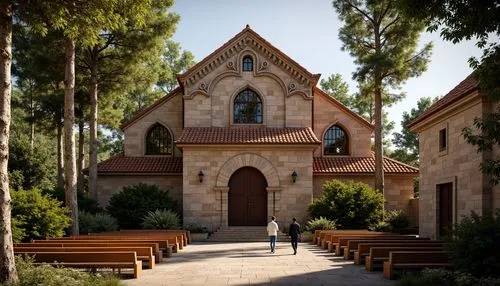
[11,188,71,242]
[396,269,500,286]
[79,212,118,234]
[308,180,384,229]
[370,221,392,232]
[385,209,411,230]
[446,209,500,278]
[106,183,177,229]
[184,223,209,233]
[141,209,181,230]
[49,187,102,214]
[305,216,337,231]
[7,256,123,286]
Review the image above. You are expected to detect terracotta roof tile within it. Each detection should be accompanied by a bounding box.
[409,73,478,128]
[96,154,182,174]
[176,127,321,145]
[313,155,419,174]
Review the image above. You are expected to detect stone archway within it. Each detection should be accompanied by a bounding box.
[214,153,281,227]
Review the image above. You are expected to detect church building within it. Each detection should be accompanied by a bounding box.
[95,26,418,231]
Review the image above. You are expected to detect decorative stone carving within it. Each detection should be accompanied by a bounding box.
[199,82,208,93]
[226,61,236,71]
[258,61,268,71]
[288,82,297,93]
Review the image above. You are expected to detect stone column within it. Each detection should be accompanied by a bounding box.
[214,187,229,228]
[267,187,282,219]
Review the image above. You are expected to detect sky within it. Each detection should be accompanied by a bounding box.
[170,0,483,137]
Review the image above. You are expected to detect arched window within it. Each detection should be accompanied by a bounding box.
[146,123,172,155]
[233,89,263,124]
[324,125,349,155]
[242,56,253,71]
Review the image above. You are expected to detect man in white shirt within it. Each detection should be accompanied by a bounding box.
[267,216,279,253]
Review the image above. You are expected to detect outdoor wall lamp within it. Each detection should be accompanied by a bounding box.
[291,170,297,183]
[198,170,204,183]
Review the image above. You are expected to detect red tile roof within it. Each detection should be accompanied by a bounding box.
[409,73,479,128]
[96,154,182,174]
[313,155,419,174]
[176,127,321,145]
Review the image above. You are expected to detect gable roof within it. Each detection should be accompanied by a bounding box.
[314,87,374,130]
[96,154,182,175]
[313,154,418,174]
[120,87,181,130]
[175,127,321,145]
[408,73,479,129]
[177,25,321,89]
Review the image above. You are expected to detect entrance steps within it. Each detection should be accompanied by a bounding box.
[208,226,290,242]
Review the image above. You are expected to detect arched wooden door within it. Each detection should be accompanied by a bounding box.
[228,167,268,226]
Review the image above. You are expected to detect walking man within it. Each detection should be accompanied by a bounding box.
[289,217,301,255]
[267,216,279,253]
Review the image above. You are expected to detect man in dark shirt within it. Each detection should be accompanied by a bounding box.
[288,217,301,255]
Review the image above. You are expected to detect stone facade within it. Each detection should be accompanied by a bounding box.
[411,86,499,239]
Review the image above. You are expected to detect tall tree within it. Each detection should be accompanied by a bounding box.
[391,96,439,166]
[320,73,352,106]
[332,0,432,193]
[157,39,196,93]
[398,0,500,184]
[0,2,18,283]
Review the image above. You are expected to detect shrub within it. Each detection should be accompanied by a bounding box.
[184,223,209,233]
[446,209,500,278]
[370,221,392,232]
[7,256,123,286]
[385,209,411,230]
[308,180,384,229]
[106,183,177,228]
[305,216,337,231]
[396,269,500,286]
[11,188,71,242]
[79,212,119,234]
[141,209,181,230]
[49,187,103,214]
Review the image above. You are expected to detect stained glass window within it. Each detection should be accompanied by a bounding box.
[234,89,263,124]
[146,123,172,155]
[324,125,348,155]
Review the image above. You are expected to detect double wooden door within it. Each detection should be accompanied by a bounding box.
[228,167,268,226]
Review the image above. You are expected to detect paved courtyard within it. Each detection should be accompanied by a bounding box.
[124,242,394,286]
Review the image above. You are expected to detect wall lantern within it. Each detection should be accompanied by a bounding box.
[291,170,297,183]
[198,170,204,183]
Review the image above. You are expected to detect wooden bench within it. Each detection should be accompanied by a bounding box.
[332,235,416,256]
[119,230,191,245]
[89,232,185,249]
[325,232,392,252]
[16,251,142,278]
[366,246,444,271]
[36,239,173,255]
[64,234,182,252]
[341,236,427,259]
[315,230,380,247]
[15,246,155,269]
[45,236,177,253]
[383,251,451,280]
[354,241,445,265]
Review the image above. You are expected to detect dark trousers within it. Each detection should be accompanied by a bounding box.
[291,236,298,252]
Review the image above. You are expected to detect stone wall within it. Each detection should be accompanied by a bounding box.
[312,92,372,157]
[312,174,415,214]
[182,147,314,231]
[96,175,183,209]
[418,92,486,239]
[124,92,183,157]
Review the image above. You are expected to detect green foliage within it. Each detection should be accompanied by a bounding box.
[107,183,177,229]
[305,217,337,231]
[49,188,102,214]
[308,180,384,229]
[320,73,351,105]
[391,96,439,167]
[6,256,123,286]
[157,39,196,93]
[396,269,500,286]
[446,210,500,278]
[184,223,209,233]
[11,188,71,242]
[370,221,392,232]
[79,212,118,234]
[141,209,180,230]
[385,209,411,230]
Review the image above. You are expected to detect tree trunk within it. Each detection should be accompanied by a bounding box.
[373,24,385,202]
[29,83,34,152]
[0,2,19,283]
[89,52,98,200]
[77,119,84,192]
[56,118,64,189]
[64,37,79,235]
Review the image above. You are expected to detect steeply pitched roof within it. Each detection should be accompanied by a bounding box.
[314,87,374,130]
[96,154,182,174]
[175,127,321,145]
[177,25,321,88]
[313,155,419,174]
[120,87,181,130]
[409,73,479,129]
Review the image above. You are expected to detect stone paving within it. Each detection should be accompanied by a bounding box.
[124,241,394,286]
